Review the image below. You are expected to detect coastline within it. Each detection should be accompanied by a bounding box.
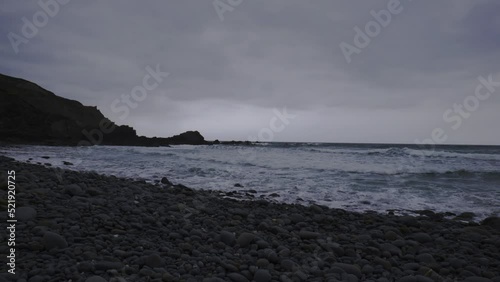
[0,155,499,281]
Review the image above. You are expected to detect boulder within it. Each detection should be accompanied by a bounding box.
[481,216,500,231]
[161,177,172,185]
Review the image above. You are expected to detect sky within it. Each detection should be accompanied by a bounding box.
[1,0,499,145]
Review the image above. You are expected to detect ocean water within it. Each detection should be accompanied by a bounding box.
[2,143,499,220]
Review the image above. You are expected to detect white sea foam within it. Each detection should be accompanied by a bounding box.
[1,143,499,220]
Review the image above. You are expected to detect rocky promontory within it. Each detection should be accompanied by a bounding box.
[0,73,207,146]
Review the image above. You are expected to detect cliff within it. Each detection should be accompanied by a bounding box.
[0,73,206,146]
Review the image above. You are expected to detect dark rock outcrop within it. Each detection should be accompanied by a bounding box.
[0,73,207,146]
[165,131,205,145]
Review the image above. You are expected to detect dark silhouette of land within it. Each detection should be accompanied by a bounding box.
[0,73,207,146]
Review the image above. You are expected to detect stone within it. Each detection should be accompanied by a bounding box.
[343,274,359,282]
[162,272,176,281]
[384,231,399,241]
[481,217,500,231]
[281,259,296,271]
[449,258,466,269]
[227,273,249,282]
[289,214,306,223]
[256,258,270,268]
[361,264,374,274]
[144,253,164,268]
[415,275,434,282]
[293,270,308,281]
[410,233,432,243]
[16,206,37,221]
[396,276,417,282]
[402,263,420,271]
[77,262,94,272]
[455,212,476,221]
[299,230,320,240]
[380,243,402,257]
[65,184,83,196]
[463,278,494,282]
[85,276,107,282]
[161,177,172,185]
[256,240,270,249]
[237,232,256,247]
[95,261,123,271]
[331,263,361,278]
[203,278,226,282]
[220,231,235,246]
[398,216,420,228]
[253,269,272,282]
[29,275,47,282]
[280,274,293,282]
[416,253,435,264]
[42,231,67,250]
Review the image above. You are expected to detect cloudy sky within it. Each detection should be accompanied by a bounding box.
[1,0,499,145]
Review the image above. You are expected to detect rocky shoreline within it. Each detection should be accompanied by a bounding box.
[0,155,499,282]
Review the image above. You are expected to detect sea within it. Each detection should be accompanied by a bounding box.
[2,143,499,220]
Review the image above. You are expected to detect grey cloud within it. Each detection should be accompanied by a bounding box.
[1,0,499,144]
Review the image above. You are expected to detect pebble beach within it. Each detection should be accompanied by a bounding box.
[1,155,499,282]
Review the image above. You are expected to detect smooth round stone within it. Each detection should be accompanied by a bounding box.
[85,276,107,282]
[384,231,399,241]
[298,230,320,240]
[463,278,494,282]
[144,253,164,268]
[410,233,433,243]
[280,259,296,271]
[362,264,374,274]
[396,276,417,282]
[42,231,68,250]
[415,275,434,282]
[227,273,249,282]
[220,231,235,246]
[416,253,435,264]
[331,263,362,278]
[449,258,466,269]
[256,258,270,268]
[253,269,272,282]
[237,233,256,247]
[65,184,83,196]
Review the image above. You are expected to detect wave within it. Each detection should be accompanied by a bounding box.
[403,148,500,161]
[306,147,392,155]
[419,169,500,179]
[302,146,500,161]
[319,165,500,178]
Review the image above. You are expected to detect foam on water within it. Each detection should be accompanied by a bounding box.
[1,143,499,220]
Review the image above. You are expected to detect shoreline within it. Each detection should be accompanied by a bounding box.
[1,144,497,222]
[0,155,499,281]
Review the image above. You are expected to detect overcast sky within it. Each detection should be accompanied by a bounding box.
[1,1,499,145]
